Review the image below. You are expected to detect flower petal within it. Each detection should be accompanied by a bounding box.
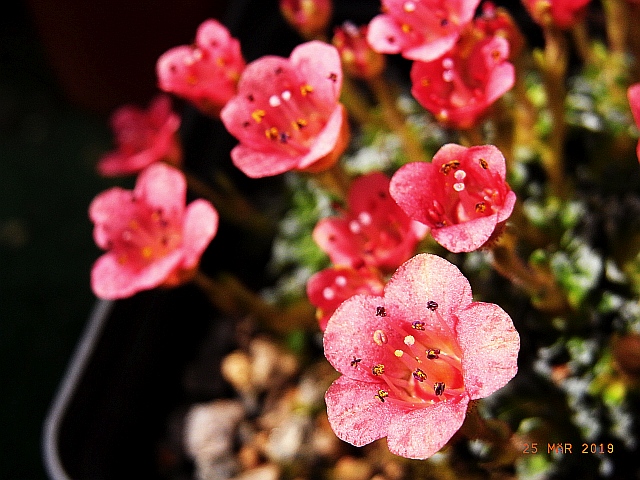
[384,254,473,333]
[456,302,520,400]
[385,395,469,459]
[431,215,498,253]
[324,294,407,380]
[325,375,394,447]
[134,163,186,217]
[291,41,343,105]
[181,199,219,268]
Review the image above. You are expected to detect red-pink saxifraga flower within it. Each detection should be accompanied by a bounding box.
[90,163,218,299]
[221,41,349,178]
[410,31,515,129]
[332,22,386,80]
[313,172,428,272]
[280,0,333,39]
[323,253,520,459]
[366,0,482,62]
[97,95,182,177]
[628,83,640,162]
[156,19,246,117]
[390,144,516,253]
[307,265,385,331]
[522,0,591,29]
[475,1,526,60]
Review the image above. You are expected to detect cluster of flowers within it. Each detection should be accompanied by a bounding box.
[88,0,640,462]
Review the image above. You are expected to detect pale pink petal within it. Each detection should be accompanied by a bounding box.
[456,302,520,400]
[324,294,408,380]
[180,199,219,268]
[431,216,498,253]
[134,163,186,216]
[403,33,459,62]
[366,15,406,54]
[389,161,441,225]
[230,144,301,178]
[89,188,137,249]
[497,190,517,223]
[384,254,473,334]
[325,376,394,447]
[385,395,469,459]
[297,105,346,169]
[91,250,182,299]
[291,41,343,105]
[485,62,515,105]
[628,83,640,128]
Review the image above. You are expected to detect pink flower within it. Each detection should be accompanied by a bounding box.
[280,0,333,39]
[220,41,349,178]
[90,163,218,299]
[628,83,640,162]
[97,95,182,177]
[323,253,520,459]
[410,32,515,129]
[366,0,482,62]
[475,1,526,60]
[522,0,591,29]
[156,19,246,117]
[313,172,428,272]
[390,144,516,253]
[307,265,385,331]
[332,22,386,80]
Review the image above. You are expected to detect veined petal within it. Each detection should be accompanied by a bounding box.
[456,302,520,400]
[325,376,394,447]
[386,395,469,459]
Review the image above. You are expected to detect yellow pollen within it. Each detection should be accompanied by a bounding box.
[394,349,404,357]
[265,127,279,140]
[375,389,389,402]
[401,23,412,33]
[141,246,153,259]
[186,74,198,85]
[252,109,266,123]
[421,78,430,87]
[300,84,314,96]
[372,364,385,376]
[216,57,225,67]
[479,158,488,169]
[475,202,486,213]
[292,118,308,130]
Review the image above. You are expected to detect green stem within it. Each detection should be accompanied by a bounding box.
[183,170,275,236]
[489,230,568,312]
[191,270,316,333]
[368,76,428,164]
[539,26,568,197]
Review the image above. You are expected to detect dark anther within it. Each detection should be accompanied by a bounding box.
[426,300,438,311]
[434,382,446,396]
[376,306,387,317]
[350,356,362,367]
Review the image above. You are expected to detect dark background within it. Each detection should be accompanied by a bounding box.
[0,1,230,478]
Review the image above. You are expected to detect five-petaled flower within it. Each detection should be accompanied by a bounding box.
[366,0,482,62]
[628,83,640,162]
[323,253,520,459]
[313,172,428,272]
[410,31,515,129]
[156,19,246,117]
[90,163,219,299]
[307,265,385,331]
[221,41,349,178]
[97,95,182,177]
[390,144,516,253]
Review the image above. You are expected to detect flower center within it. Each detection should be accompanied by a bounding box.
[110,201,182,269]
[368,303,464,408]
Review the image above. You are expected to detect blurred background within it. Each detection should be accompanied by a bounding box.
[0,1,229,477]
